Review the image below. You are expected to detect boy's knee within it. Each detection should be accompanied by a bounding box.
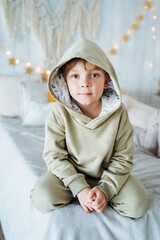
[128,177,153,218]
[125,194,153,218]
[111,191,153,218]
[30,172,73,213]
[30,181,56,213]
[111,175,153,218]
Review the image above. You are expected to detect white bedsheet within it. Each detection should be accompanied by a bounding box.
[0,117,160,240]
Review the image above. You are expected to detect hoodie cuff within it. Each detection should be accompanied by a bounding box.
[68,176,90,197]
[98,182,115,201]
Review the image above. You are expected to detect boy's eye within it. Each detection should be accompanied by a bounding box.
[72,74,78,78]
[91,73,99,78]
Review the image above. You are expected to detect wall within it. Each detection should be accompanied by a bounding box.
[0,0,159,108]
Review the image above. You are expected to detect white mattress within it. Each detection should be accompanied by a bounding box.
[0,116,160,240]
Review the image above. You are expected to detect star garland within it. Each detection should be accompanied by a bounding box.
[5,50,51,81]
[108,0,155,56]
[2,0,159,85]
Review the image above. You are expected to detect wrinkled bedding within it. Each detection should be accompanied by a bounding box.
[0,116,160,240]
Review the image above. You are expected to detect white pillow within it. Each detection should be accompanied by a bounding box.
[122,94,156,129]
[0,75,42,117]
[19,81,53,127]
[0,76,22,116]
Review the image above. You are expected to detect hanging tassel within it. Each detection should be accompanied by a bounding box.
[1,0,101,65]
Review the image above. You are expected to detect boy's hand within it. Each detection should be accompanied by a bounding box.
[77,187,94,213]
[88,187,107,213]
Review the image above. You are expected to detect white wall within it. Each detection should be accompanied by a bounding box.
[0,13,44,77]
[0,0,159,107]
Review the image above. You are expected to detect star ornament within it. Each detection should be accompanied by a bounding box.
[109,48,116,55]
[47,92,56,102]
[9,57,16,65]
[132,22,139,30]
[41,71,49,81]
[121,35,129,42]
[25,66,33,74]
[144,1,152,10]
[136,14,144,22]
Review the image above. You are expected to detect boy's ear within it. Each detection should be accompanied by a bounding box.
[104,81,108,89]
[104,74,110,89]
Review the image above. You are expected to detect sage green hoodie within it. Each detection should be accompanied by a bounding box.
[43,39,134,201]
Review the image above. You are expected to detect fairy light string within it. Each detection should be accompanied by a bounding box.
[108,0,157,57]
[6,49,51,80]
[2,0,159,82]
[107,0,159,95]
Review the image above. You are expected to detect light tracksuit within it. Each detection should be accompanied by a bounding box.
[31,39,152,218]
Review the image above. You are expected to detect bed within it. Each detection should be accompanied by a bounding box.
[0,79,160,240]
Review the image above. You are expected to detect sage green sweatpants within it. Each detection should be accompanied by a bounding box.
[30,171,153,218]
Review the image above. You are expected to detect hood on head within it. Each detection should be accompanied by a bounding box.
[48,39,121,117]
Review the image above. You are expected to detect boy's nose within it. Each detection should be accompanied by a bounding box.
[81,78,90,88]
[81,83,90,88]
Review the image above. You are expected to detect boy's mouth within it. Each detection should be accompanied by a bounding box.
[79,93,92,95]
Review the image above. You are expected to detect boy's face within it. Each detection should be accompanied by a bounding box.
[66,61,108,110]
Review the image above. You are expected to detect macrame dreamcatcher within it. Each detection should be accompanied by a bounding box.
[1,0,101,66]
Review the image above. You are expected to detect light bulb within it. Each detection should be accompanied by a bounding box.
[127,29,132,35]
[26,62,31,67]
[46,70,51,75]
[148,63,153,68]
[16,59,20,64]
[114,44,119,49]
[6,50,11,56]
[35,66,41,72]
[153,16,157,20]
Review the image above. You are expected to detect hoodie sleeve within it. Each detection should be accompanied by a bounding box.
[43,107,90,197]
[98,108,134,201]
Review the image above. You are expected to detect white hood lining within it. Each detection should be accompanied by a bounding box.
[50,71,120,117]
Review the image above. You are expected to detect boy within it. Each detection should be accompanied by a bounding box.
[31,39,152,217]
